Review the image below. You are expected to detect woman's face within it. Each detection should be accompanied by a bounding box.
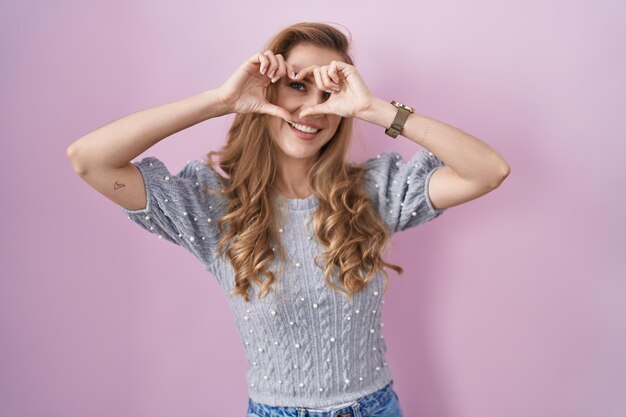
[268,43,344,165]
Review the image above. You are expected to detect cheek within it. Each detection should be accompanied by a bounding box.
[328,117,342,134]
[274,85,296,107]
[272,119,288,141]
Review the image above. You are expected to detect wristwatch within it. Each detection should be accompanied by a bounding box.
[384,100,415,138]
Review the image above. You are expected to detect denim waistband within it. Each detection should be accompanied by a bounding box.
[247,380,395,417]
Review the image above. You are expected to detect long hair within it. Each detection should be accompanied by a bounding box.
[204,22,403,302]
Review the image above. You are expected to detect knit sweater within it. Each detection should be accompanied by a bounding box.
[119,149,447,408]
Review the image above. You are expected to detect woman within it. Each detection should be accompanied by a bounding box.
[67,22,509,417]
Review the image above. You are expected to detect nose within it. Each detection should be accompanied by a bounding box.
[302,88,328,107]
[296,91,328,119]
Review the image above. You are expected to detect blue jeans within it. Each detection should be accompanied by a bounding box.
[246,380,404,417]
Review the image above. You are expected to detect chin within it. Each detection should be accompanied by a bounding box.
[277,143,321,161]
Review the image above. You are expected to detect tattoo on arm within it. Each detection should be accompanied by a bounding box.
[113,181,126,190]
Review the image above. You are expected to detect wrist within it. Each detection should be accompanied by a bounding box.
[211,87,235,117]
[356,97,397,129]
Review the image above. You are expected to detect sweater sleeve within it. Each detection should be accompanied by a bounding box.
[119,156,227,266]
[363,149,447,233]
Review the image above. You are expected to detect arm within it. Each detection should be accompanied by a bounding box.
[66,89,230,211]
[357,97,511,210]
[67,49,297,212]
[294,60,511,211]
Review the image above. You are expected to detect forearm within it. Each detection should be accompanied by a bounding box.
[67,88,230,173]
[358,97,510,185]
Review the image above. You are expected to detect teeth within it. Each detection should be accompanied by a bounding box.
[289,122,320,134]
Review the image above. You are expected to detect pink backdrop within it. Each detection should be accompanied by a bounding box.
[2,1,625,416]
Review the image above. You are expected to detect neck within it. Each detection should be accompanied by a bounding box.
[274,154,316,199]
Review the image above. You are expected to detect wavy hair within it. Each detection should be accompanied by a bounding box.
[203,22,403,302]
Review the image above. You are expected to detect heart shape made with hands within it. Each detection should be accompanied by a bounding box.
[219,51,367,122]
[291,60,372,120]
[217,51,296,122]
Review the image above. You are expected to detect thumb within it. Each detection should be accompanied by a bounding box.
[299,104,327,118]
[260,103,292,122]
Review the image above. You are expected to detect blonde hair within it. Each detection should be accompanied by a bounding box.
[204,22,403,302]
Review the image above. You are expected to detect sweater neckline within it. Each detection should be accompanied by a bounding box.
[276,193,319,210]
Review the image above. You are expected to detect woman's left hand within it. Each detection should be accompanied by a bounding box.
[295,61,375,119]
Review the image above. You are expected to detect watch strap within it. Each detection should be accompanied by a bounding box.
[385,106,411,139]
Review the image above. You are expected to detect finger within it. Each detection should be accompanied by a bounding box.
[299,104,328,118]
[257,53,269,75]
[263,103,293,122]
[263,50,279,80]
[293,64,318,80]
[313,68,333,94]
[330,60,350,71]
[273,54,288,83]
[319,66,340,91]
[284,59,297,80]
[330,60,353,83]
[328,61,341,84]
[247,52,261,66]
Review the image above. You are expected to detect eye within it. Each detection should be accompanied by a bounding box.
[289,82,332,101]
[289,82,305,91]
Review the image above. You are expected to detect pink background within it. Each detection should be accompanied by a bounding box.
[2,1,625,416]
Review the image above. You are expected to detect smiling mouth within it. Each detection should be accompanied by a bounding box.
[287,121,322,134]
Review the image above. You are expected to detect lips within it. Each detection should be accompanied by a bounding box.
[288,121,321,134]
[287,121,321,140]
[290,119,323,130]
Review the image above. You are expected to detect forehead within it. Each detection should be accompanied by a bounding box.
[286,43,344,72]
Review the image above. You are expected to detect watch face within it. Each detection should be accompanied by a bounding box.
[392,100,414,113]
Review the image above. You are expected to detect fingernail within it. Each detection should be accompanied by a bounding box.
[293,73,298,80]
[290,71,296,79]
[271,76,280,83]
[268,70,275,79]
[260,66,266,75]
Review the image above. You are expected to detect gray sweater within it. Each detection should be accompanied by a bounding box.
[120,149,447,408]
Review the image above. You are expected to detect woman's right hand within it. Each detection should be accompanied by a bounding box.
[217,50,295,122]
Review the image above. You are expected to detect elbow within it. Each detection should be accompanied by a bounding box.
[66,143,77,161]
[500,163,511,180]
[479,164,511,189]
[66,143,88,176]
[491,163,511,188]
